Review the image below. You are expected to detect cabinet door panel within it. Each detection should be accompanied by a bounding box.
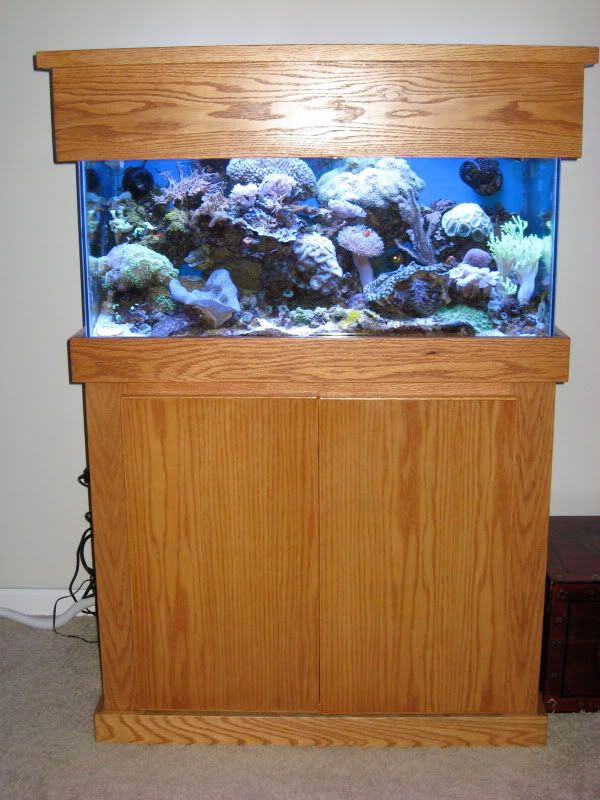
[320,397,515,714]
[122,396,319,712]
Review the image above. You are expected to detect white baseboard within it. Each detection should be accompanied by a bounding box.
[0,587,94,616]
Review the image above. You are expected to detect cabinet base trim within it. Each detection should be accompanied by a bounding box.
[94,699,547,747]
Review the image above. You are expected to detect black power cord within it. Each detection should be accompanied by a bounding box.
[52,468,98,644]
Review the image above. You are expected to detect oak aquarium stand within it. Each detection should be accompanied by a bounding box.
[36,43,599,746]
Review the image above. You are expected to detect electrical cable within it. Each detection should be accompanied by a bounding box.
[0,597,96,629]
[0,467,97,642]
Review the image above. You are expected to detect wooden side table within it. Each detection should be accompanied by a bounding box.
[541,516,600,712]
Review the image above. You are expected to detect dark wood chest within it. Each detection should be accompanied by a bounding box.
[541,516,600,712]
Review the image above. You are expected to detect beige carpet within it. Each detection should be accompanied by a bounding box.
[1,617,599,800]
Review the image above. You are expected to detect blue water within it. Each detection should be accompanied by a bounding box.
[79,156,559,338]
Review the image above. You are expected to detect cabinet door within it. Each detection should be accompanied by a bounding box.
[121,396,319,712]
[320,395,538,715]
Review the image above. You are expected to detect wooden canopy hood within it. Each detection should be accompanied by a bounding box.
[36,44,598,161]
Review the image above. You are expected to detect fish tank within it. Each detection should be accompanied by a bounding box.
[79,157,559,338]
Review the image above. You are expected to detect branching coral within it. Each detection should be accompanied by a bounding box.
[395,189,437,266]
[155,164,223,208]
[488,216,544,305]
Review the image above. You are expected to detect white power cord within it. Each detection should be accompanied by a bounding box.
[0,597,96,630]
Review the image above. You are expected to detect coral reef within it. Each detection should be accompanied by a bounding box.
[317,158,424,210]
[337,225,384,287]
[86,157,554,340]
[169,269,240,328]
[441,203,493,242]
[226,158,317,199]
[100,244,177,292]
[364,262,450,318]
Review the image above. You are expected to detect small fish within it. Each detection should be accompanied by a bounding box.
[459,158,503,196]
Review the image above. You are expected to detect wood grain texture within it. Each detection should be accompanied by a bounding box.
[84,384,136,710]
[48,60,585,160]
[35,44,599,69]
[94,700,547,747]
[505,383,556,710]
[121,397,319,711]
[124,382,512,398]
[320,397,515,714]
[69,335,570,386]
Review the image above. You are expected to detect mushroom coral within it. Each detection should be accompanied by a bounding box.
[337,225,384,288]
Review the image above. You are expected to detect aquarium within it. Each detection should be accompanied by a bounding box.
[79,157,559,338]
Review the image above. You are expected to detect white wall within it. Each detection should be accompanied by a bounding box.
[0,0,598,589]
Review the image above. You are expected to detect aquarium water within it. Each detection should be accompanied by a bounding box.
[79,157,559,338]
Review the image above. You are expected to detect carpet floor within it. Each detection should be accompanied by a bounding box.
[1,617,599,800]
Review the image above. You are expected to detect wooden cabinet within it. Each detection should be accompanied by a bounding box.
[36,43,597,746]
[72,334,569,746]
[122,396,319,712]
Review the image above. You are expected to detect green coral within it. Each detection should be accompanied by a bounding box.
[101,244,178,293]
[289,308,315,326]
[435,304,495,334]
[488,216,544,305]
[155,294,176,315]
[164,208,189,233]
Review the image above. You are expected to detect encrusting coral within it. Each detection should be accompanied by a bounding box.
[337,225,384,287]
[326,199,367,220]
[364,262,450,318]
[317,158,424,210]
[435,304,496,335]
[226,158,317,199]
[292,233,344,295]
[100,243,178,292]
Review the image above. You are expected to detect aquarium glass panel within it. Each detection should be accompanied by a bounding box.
[79,157,559,338]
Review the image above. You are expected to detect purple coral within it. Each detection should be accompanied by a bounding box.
[155,164,222,208]
[169,269,240,328]
[337,225,384,288]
